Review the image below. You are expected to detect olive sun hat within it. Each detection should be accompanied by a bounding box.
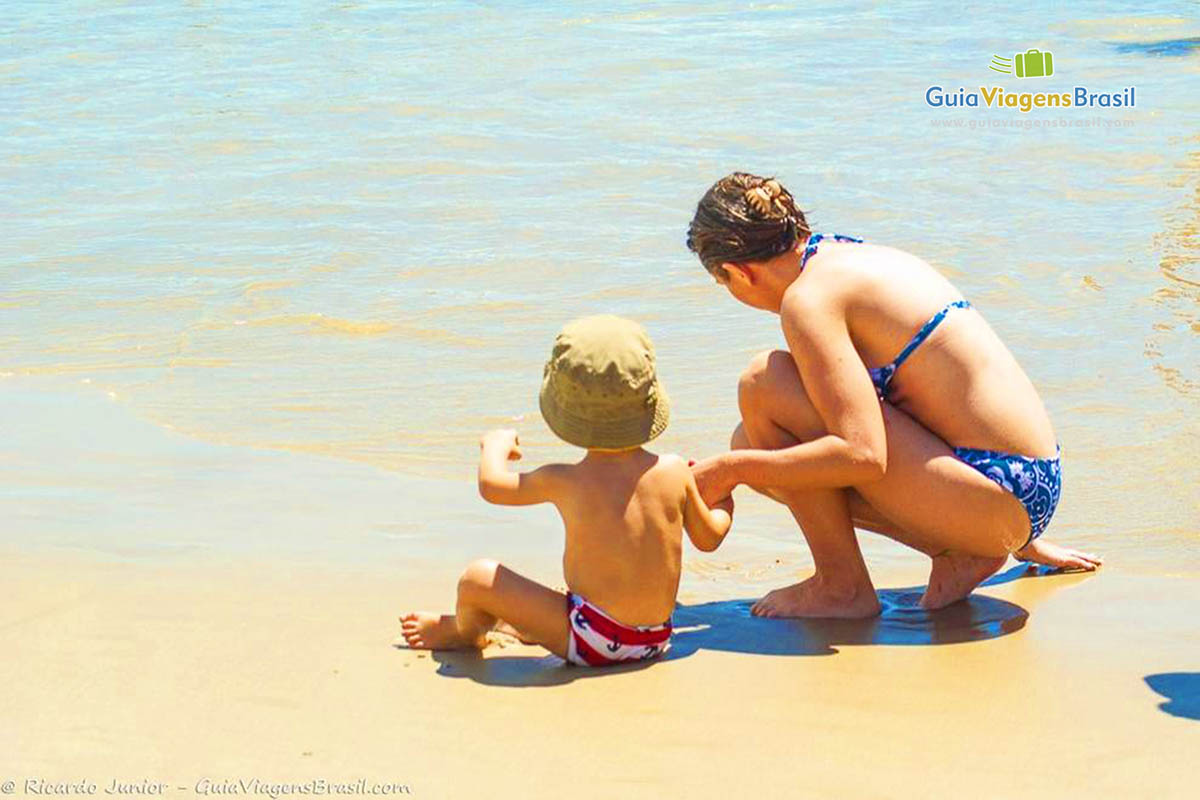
[538,315,670,450]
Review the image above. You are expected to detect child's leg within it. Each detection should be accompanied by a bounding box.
[400,559,570,657]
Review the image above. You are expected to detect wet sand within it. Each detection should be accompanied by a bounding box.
[3,380,1198,798]
[2,380,1198,797]
[3,549,1198,799]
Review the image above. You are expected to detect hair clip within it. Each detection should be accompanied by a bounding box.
[745,179,790,219]
[744,186,773,217]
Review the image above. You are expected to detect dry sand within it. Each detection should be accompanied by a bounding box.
[3,549,1197,799]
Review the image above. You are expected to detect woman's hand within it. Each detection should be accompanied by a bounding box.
[690,454,739,507]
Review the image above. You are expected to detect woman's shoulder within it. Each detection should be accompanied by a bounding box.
[787,241,875,313]
[789,237,959,341]
[809,236,945,293]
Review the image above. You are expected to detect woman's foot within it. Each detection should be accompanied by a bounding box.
[398,612,478,650]
[1015,538,1102,571]
[920,552,1007,609]
[752,574,882,618]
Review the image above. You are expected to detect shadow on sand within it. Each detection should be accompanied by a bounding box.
[418,564,1053,688]
[1144,673,1200,721]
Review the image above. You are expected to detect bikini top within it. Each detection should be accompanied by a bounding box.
[799,232,973,401]
[799,232,864,271]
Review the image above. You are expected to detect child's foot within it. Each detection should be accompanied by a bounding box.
[398,612,477,650]
[920,552,1007,610]
[751,574,882,618]
[1014,538,1102,571]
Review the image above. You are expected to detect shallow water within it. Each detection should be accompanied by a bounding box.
[2,2,1197,571]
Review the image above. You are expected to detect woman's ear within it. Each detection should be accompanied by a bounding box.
[722,262,754,286]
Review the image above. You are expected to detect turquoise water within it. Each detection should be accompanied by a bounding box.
[2,2,1197,571]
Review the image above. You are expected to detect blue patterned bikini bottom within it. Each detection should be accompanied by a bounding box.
[952,443,1062,549]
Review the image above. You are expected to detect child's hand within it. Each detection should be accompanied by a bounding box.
[481,428,522,461]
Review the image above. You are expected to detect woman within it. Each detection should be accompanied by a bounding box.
[686,173,1101,618]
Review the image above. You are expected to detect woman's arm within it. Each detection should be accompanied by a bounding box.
[698,288,887,501]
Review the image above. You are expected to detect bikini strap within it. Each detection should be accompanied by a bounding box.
[889,299,972,372]
[799,232,864,271]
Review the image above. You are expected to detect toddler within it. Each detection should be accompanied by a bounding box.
[399,315,733,666]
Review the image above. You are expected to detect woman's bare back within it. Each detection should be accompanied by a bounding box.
[804,241,1059,459]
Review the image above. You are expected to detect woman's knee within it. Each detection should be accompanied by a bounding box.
[738,349,825,442]
[730,422,751,450]
[738,349,793,413]
[458,558,500,601]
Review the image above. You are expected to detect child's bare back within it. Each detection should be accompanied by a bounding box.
[524,446,724,627]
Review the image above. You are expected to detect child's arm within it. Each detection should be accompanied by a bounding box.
[477,429,564,507]
[680,461,734,552]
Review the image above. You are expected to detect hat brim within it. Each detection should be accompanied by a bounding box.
[539,379,670,450]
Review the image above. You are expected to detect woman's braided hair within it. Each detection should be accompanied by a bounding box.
[686,172,811,279]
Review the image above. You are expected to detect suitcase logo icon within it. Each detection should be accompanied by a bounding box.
[989,49,1055,78]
